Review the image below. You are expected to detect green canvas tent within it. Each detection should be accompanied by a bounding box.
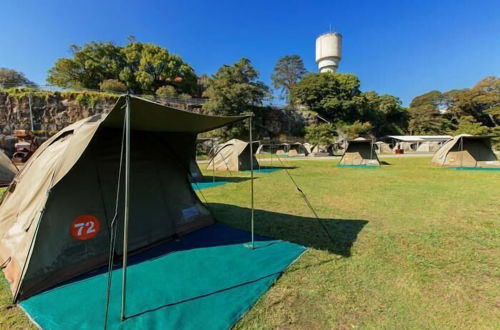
[0,95,248,302]
[0,149,17,186]
[339,138,380,166]
[431,134,500,168]
[207,139,259,172]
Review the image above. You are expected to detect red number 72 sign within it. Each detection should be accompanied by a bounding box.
[71,215,101,240]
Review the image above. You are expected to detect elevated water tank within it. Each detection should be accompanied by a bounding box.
[315,32,342,73]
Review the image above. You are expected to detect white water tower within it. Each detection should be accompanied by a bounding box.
[315,32,342,73]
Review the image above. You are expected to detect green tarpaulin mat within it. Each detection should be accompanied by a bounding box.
[20,223,306,329]
[336,164,380,169]
[191,181,229,190]
[450,167,500,171]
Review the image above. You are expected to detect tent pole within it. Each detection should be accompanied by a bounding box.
[120,95,131,321]
[212,140,215,183]
[246,115,255,249]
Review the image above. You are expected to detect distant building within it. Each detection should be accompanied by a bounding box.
[315,32,342,73]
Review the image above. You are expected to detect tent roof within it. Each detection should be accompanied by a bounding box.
[384,135,452,142]
[103,95,249,133]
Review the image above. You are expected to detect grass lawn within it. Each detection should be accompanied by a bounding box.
[1,156,499,329]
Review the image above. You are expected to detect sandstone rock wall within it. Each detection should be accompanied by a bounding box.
[0,90,314,152]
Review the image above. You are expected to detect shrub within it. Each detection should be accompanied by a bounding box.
[179,93,192,100]
[99,79,127,93]
[156,85,177,98]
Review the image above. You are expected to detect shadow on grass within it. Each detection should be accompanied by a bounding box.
[380,161,392,165]
[208,203,368,257]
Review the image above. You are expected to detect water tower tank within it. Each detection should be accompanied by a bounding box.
[315,32,342,73]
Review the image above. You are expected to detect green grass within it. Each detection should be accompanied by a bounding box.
[1,157,499,329]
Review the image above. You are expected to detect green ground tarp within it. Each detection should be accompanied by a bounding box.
[191,181,229,190]
[20,223,305,329]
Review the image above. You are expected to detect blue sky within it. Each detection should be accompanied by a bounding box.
[1,0,499,105]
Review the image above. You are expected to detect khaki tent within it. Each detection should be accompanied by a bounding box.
[207,139,258,172]
[416,141,441,153]
[0,150,17,186]
[431,134,500,168]
[0,95,247,302]
[375,142,393,154]
[339,139,380,166]
[288,143,308,156]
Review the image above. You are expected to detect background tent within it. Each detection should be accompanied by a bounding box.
[417,141,441,153]
[431,134,500,168]
[339,139,380,166]
[0,96,247,302]
[0,149,17,186]
[207,139,258,171]
[288,143,308,156]
[375,141,393,154]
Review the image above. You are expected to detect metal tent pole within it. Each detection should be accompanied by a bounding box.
[121,95,131,321]
[248,116,255,249]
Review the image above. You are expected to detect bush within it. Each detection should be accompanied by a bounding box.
[156,85,177,98]
[305,123,337,146]
[99,79,127,93]
[179,93,192,100]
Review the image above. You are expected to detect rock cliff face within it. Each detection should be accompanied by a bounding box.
[0,90,314,152]
[0,91,117,135]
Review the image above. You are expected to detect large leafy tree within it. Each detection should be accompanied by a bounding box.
[408,90,445,134]
[120,42,197,94]
[444,76,499,127]
[48,42,124,89]
[304,123,337,146]
[291,72,406,136]
[271,55,307,103]
[290,72,361,122]
[360,92,408,136]
[0,68,36,87]
[47,40,197,94]
[451,115,491,135]
[203,58,269,116]
[202,58,270,138]
[408,104,444,134]
[408,76,499,135]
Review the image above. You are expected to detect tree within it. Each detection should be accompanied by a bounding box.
[202,58,270,139]
[290,72,361,121]
[47,40,197,94]
[0,68,36,88]
[48,42,124,89]
[120,42,197,94]
[338,121,373,139]
[360,91,408,136]
[408,104,444,134]
[271,55,307,103]
[450,116,491,135]
[203,58,270,116]
[304,123,337,146]
[409,90,444,108]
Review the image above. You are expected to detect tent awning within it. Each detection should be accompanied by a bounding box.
[103,95,249,133]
